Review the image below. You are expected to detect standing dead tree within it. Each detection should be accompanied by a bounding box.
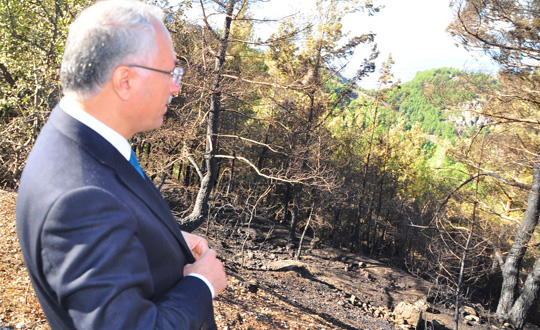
[176,0,239,231]
[447,1,540,326]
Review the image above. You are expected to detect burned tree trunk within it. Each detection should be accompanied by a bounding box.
[288,186,301,242]
[497,153,540,328]
[181,0,238,231]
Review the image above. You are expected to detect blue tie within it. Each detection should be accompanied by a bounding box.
[129,149,145,178]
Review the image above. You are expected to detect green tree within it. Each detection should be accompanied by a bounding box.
[0,0,90,189]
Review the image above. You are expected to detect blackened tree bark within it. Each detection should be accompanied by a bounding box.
[508,255,540,328]
[288,185,301,242]
[282,183,292,224]
[0,63,16,87]
[331,206,341,247]
[181,0,238,231]
[497,154,540,327]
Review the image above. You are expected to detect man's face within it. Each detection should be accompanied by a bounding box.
[130,23,180,134]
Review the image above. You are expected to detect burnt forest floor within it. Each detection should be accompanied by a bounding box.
[1,189,539,330]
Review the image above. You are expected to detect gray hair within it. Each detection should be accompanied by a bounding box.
[60,0,165,98]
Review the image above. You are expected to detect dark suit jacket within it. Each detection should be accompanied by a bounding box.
[16,106,215,329]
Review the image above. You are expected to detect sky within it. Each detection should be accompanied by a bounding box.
[342,0,498,89]
[251,0,498,89]
[185,0,499,90]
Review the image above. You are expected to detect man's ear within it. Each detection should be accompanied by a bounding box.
[111,66,132,101]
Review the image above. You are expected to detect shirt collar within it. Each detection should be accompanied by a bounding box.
[59,95,132,161]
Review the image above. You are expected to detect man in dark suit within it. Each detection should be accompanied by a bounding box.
[15,1,227,329]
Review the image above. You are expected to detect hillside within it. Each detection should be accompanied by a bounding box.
[1,190,533,330]
[385,67,495,141]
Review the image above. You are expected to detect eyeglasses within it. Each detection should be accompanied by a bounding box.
[127,64,184,86]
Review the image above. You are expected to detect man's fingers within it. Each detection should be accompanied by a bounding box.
[185,249,227,296]
[181,231,209,260]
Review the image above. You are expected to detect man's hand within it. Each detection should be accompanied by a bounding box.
[184,249,227,296]
[181,231,227,297]
[181,231,209,260]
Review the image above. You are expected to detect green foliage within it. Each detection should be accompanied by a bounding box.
[389,69,454,139]
[384,67,497,142]
[0,0,91,189]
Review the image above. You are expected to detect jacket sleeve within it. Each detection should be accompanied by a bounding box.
[40,187,213,330]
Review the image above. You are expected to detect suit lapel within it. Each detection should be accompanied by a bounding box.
[49,106,195,263]
[114,153,195,263]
